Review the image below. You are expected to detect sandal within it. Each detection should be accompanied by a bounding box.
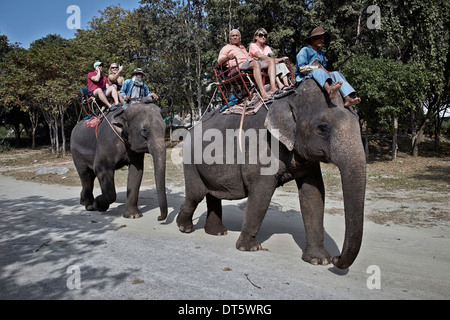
[281,85,295,92]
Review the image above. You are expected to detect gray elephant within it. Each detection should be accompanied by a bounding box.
[176,79,366,269]
[70,103,168,220]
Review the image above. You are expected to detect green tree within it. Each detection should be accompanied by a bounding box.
[137,0,214,120]
[342,56,433,159]
[0,46,39,148]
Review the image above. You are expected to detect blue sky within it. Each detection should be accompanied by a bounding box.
[0,0,142,48]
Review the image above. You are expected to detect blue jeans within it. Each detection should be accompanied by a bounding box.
[303,69,355,98]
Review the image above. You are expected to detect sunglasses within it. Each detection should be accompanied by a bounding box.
[258,33,267,38]
[111,66,119,69]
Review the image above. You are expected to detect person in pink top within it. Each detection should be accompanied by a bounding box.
[249,28,291,89]
[87,61,120,111]
[218,29,278,101]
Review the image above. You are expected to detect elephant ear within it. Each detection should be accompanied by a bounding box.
[264,95,297,151]
[111,109,126,136]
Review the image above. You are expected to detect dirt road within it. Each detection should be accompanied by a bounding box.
[0,171,448,300]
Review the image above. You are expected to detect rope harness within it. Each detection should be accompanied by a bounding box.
[84,97,128,146]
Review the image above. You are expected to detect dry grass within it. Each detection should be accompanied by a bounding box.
[1,135,449,227]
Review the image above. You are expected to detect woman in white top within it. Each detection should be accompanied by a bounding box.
[249,28,291,89]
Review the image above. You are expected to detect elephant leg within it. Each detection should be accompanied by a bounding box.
[94,165,116,212]
[177,198,201,233]
[205,194,227,236]
[72,150,96,210]
[123,155,144,219]
[296,163,331,265]
[236,179,276,251]
[177,165,206,233]
[78,167,96,211]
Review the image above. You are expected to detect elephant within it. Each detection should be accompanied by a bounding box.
[70,102,168,220]
[176,79,366,269]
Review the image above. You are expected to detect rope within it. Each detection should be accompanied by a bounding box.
[200,86,218,119]
[245,75,269,110]
[92,98,128,146]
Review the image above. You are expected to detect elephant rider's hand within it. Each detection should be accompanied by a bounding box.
[227,53,236,61]
[312,60,330,76]
[125,96,131,102]
[152,93,159,101]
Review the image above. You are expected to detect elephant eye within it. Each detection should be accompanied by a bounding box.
[141,128,149,138]
[317,123,329,135]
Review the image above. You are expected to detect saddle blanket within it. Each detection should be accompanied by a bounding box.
[222,89,264,116]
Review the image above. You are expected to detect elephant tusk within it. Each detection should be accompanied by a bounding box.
[238,104,247,153]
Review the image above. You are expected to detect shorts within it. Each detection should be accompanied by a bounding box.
[275,62,290,79]
[88,89,107,97]
[240,59,264,70]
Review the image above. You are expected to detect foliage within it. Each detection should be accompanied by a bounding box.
[0,0,449,159]
[342,56,433,131]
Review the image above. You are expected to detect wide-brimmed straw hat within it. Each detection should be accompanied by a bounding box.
[303,27,331,45]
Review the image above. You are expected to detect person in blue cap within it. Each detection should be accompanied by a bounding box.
[87,61,120,110]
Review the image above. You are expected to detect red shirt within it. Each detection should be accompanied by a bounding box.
[87,71,108,92]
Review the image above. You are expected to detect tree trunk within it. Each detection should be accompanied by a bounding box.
[361,120,369,160]
[197,46,203,119]
[48,122,55,154]
[412,95,439,157]
[59,105,66,156]
[392,117,398,160]
[28,108,39,149]
[48,113,60,155]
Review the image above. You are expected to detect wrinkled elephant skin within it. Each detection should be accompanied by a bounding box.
[70,103,168,221]
[177,79,366,269]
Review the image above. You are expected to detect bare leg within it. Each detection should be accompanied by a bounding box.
[106,86,119,105]
[276,77,283,89]
[250,60,271,101]
[344,95,361,107]
[93,88,112,108]
[262,58,278,95]
[323,80,342,100]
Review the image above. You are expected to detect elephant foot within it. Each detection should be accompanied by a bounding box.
[177,215,193,233]
[93,200,109,212]
[81,198,95,211]
[205,223,228,236]
[236,234,262,252]
[123,208,143,219]
[80,194,94,211]
[302,247,332,266]
[96,204,110,212]
[205,214,227,236]
[85,204,95,211]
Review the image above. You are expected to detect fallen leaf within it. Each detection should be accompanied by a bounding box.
[133,279,144,284]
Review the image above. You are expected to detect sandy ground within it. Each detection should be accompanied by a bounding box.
[0,167,449,301]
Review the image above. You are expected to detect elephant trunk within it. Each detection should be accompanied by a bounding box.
[330,131,366,269]
[150,138,168,221]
